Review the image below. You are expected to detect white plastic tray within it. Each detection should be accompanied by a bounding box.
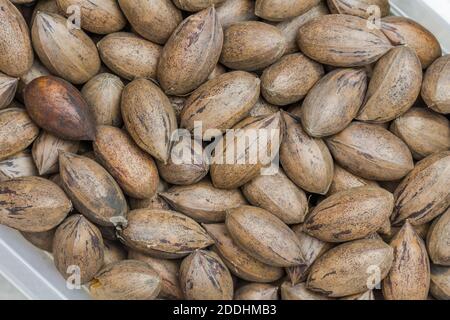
[1,0,449,300]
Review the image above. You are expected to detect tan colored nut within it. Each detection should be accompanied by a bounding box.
[421,55,450,114]
[216,0,256,29]
[0,151,38,182]
[327,164,379,196]
[234,283,279,300]
[327,0,390,18]
[427,208,450,266]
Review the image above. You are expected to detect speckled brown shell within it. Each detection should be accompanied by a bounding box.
[304,186,394,242]
[0,73,18,110]
[249,98,279,117]
[93,126,159,199]
[0,108,39,161]
[24,76,96,141]
[180,71,260,139]
[307,239,394,297]
[81,73,124,127]
[281,282,332,300]
[390,107,450,160]
[118,0,182,44]
[160,179,247,223]
[298,14,392,67]
[280,112,334,194]
[276,3,329,54]
[300,68,367,137]
[89,260,161,300]
[226,205,305,267]
[53,214,104,284]
[21,228,55,252]
[220,21,286,71]
[203,223,284,283]
[56,0,126,34]
[216,0,256,29]
[327,164,379,196]
[157,7,223,95]
[129,180,170,211]
[421,55,450,114]
[32,131,79,175]
[427,208,450,266]
[234,283,279,300]
[255,0,320,21]
[128,250,183,299]
[119,209,213,259]
[31,12,100,84]
[382,221,430,300]
[357,46,422,123]
[261,53,324,106]
[103,240,127,266]
[210,113,283,189]
[97,32,162,81]
[156,138,208,185]
[381,16,442,68]
[326,122,414,181]
[0,0,34,77]
[327,0,390,18]
[392,151,450,226]
[172,0,225,12]
[179,250,233,300]
[430,264,450,300]
[121,78,177,163]
[0,150,38,182]
[59,152,128,227]
[242,169,308,224]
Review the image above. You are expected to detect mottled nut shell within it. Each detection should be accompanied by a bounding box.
[261,53,324,106]
[0,73,18,110]
[307,239,394,297]
[216,0,256,29]
[357,46,422,123]
[119,209,213,259]
[97,32,162,81]
[326,122,414,181]
[327,164,379,196]
[172,0,225,12]
[180,71,260,139]
[21,229,55,252]
[31,12,100,84]
[0,176,71,232]
[210,113,282,189]
[160,179,247,223]
[255,0,320,21]
[392,151,450,226]
[427,209,450,266]
[340,290,375,300]
[242,169,308,224]
[421,55,450,114]
[430,264,450,300]
[121,78,177,163]
[31,0,64,26]
[298,14,392,67]
[129,251,183,299]
[103,240,127,266]
[234,283,279,300]
[90,260,161,300]
[249,98,279,117]
[0,150,38,182]
[129,180,170,211]
[118,0,182,44]
[390,107,450,160]
[381,16,442,69]
[382,221,430,300]
[180,250,233,300]
[220,21,286,71]
[24,76,96,141]
[53,214,104,284]
[81,73,124,127]
[327,0,390,18]
[32,131,79,175]
[56,0,126,34]
[157,7,223,95]
[276,3,329,54]
[226,206,305,267]
[156,138,208,185]
[0,0,34,77]
[281,282,332,300]
[280,112,334,194]
[59,152,128,227]
[16,59,51,101]
[93,126,159,199]
[300,68,367,137]
[203,223,284,283]
[304,186,394,242]
[0,108,39,161]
